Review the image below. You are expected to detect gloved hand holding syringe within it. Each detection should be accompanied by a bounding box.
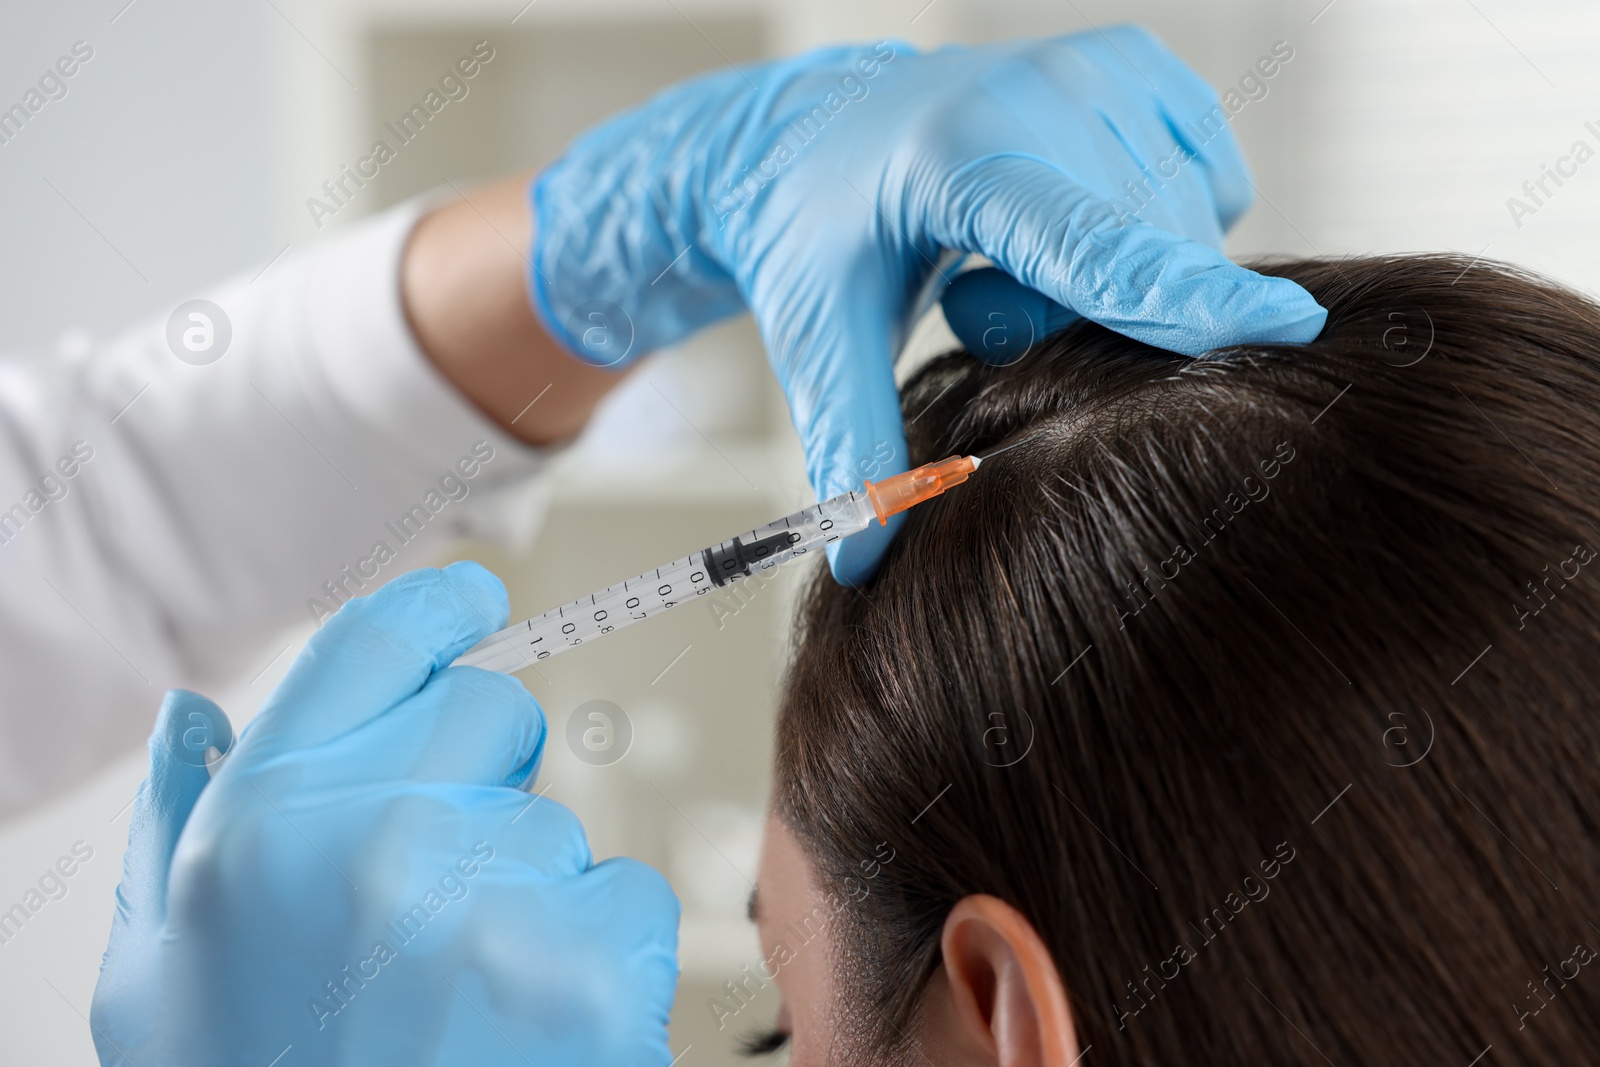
[454,449,1009,671]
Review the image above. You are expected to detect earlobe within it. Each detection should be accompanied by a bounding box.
[940,894,1079,1066]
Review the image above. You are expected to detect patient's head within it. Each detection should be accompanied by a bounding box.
[755,257,1600,1065]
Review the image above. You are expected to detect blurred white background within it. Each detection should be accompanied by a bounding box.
[2,0,1598,1063]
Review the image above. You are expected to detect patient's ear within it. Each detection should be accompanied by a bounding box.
[935,894,1079,1066]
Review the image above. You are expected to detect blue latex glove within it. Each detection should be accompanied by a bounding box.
[532,26,1327,584]
[90,563,678,1067]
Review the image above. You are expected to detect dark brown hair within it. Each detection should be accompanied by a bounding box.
[775,256,1600,1064]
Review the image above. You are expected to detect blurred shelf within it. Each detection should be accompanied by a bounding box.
[547,440,806,507]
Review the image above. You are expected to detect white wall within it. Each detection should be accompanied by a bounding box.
[0,0,283,349]
[5,0,1600,1063]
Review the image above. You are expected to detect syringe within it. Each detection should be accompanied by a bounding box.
[453,453,985,672]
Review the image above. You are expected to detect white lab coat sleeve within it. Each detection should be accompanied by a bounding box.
[0,199,552,818]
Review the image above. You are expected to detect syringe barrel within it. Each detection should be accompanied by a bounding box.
[453,489,876,672]
[701,488,875,585]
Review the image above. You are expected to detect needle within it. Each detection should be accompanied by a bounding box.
[973,435,1035,466]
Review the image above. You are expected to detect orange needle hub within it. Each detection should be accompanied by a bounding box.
[863,454,979,525]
